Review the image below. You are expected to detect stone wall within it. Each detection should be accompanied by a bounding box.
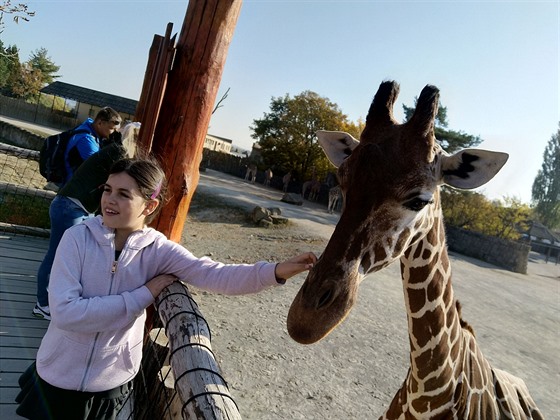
[0,121,44,150]
[446,225,530,274]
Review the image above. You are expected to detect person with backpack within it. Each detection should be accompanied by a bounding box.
[32,119,133,322]
[64,107,122,184]
[41,107,122,191]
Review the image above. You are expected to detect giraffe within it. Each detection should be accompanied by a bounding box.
[302,180,315,199]
[244,163,257,183]
[264,167,273,187]
[287,81,544,419]
[308,180,322,201]
[327,185,342,213]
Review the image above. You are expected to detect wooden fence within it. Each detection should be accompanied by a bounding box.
[0,95,78,131]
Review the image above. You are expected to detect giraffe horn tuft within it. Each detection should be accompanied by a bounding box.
[361,80,400,143]
[408,84,440,141]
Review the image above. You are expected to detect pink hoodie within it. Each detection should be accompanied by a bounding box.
[37,216,278,392]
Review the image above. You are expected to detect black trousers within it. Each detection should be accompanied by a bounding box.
[15,362,132,420]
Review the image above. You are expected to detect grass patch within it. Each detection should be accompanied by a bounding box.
[0,192,50,228]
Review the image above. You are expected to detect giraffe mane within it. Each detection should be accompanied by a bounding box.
[455,299,475,337]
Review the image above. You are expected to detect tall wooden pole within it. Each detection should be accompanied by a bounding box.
[150,0,242,241]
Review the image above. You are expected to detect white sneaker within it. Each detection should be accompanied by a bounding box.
[43,182,60,192]
[32,303,51,320]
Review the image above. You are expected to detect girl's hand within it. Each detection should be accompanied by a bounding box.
[275,252,317,283]
[146,274,177,298]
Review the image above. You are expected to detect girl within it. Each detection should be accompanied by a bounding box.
[17,158,316,420]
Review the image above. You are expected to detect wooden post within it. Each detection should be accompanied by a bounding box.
[135,35,162,130]
[155,282,242,419]
[134,2,244,418]
[136,23,175,152]
[150,0,242,242]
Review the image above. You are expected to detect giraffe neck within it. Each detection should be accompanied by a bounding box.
[399,210,462,395]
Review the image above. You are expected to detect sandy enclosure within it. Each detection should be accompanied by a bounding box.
[179,170,559,419]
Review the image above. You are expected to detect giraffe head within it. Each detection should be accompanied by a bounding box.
[287,81,508,344]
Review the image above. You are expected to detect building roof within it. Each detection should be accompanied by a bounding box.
[206,133,232,144]
[529,221,560,243]
[41,81,138,115]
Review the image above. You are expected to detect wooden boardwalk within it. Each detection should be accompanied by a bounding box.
[0,233,49,419]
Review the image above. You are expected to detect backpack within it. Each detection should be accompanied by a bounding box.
[39,128,89,183]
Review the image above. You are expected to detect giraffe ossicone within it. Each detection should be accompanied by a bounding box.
[287,81,543,419]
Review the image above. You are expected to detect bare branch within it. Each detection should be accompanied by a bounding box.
[212,87,230,114]
[0,1,35,34]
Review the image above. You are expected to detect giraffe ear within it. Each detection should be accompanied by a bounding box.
[316,130,360,168]
[440,149,509,189]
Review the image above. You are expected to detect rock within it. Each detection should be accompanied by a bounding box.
[271,215,289,225]
[258,219,274,228]
[251,206,271,223]
[281,193,303,206]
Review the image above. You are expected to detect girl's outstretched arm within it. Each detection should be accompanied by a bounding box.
[274,252,317,283]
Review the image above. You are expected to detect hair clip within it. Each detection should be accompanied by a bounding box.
[150,180,162,200]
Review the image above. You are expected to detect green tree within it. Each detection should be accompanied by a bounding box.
[403,101,482,153]
[532,125,560,229]
[251,91,361,180]
[28,47,60,85]
[0,41,19,90]
[1,43,21,96]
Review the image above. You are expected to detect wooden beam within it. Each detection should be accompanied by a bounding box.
[155,282,241,419]
[136,22,175,152]
[150,0,242,242]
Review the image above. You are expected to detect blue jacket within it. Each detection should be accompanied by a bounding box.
[37,216,279,392]
[64,118,100,185]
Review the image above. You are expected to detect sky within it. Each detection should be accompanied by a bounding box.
[3,0,558,203]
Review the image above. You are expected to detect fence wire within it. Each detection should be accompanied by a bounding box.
[0,142,183,418]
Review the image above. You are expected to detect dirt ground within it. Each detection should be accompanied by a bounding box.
[182,170,559,420]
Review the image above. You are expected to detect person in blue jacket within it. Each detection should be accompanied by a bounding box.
[63,106,122,185]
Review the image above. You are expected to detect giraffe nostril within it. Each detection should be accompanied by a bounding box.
[317,289,333,309]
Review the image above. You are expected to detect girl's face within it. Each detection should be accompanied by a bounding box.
[101,172,158,235]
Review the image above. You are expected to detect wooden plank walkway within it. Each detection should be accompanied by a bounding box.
[0,233,49,419]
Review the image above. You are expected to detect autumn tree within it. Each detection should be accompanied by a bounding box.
[0,43,61,101]
[9,61,42,99]
[532,125,560,229]
[251,90,362,181]
[403,101,482,153]
[442,189,532,240]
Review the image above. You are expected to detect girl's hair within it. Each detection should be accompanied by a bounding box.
[118,122,143,159]
[109,158,167,224]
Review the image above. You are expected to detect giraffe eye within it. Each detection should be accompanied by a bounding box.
[403,197,433,212]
